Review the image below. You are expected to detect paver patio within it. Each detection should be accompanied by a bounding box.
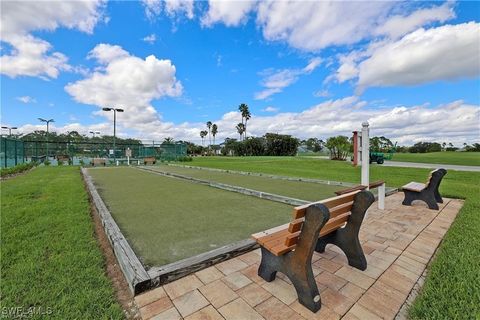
[134,192,463,320]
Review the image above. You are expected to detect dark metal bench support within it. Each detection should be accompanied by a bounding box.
[315,191,374,270]
[402,169,447,210]
[258,204,330,312]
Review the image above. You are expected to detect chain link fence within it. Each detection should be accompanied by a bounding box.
[1,137,187,168]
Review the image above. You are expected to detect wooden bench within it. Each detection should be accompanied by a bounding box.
[252,190,375,312]
[334,180,385,195]
[143,156,156,165]
[401,168,447,210]
[335,180,386,210]
[56,154,70,163]
[91,158,106,167]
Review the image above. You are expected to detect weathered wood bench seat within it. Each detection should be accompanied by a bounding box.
[401,168,447,210]
[91,158,106,167]
[143,156,156,165]
[252,190,375,312]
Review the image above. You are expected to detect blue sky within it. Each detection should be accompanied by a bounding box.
[1,0,479,145]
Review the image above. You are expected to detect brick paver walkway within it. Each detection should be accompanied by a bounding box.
[135,193,463,320]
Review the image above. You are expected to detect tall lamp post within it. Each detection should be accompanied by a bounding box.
[38,118,54,159]
[102,107,124,164]
[1,126,17,137]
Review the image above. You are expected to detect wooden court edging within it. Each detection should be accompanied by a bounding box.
[81,167,151,294]
[148,239,258,287]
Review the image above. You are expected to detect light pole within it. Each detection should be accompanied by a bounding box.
[89,131,101,138]
[1,126,17,137]
[102,107,124,164]
[38,118,54,159]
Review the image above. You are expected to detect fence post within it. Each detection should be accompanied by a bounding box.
[4,138,7,168]
[14,140,18,166]
[378,182,385,210]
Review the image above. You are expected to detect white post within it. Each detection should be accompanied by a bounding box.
[378,182,385,210]
[361,122,370,188]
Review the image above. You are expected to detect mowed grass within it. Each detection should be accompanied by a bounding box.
[190,156,480,319]
[391,151,480,166]
[0,167,123,319]
[151,164,343,202]
[87,167,292,266]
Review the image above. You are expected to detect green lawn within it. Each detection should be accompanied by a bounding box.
[151,164,343,202]
[87,167,293,266]
[190,156,480,319]
[391,151,480,166]
[0,166,123,319]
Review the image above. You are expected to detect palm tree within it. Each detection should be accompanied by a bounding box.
[238,103,251,139]
[206,121,212,147]
[200,130,207,146]
[211,124,218,146]
[163,137,174,143]
[236,123,245,141]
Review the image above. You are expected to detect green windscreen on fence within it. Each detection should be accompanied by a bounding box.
[1,138,187,167]
[1,137,24,168]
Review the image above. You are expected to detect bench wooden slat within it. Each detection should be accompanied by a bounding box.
[270,243,296,256]
[293,191,359,219]
[288,219,303,233]
[402,182,425,192]
[319,212,350,236]
[257,229,289,246]
[284,231,301,247]
[252,223,290,240]
[288,201,352,234]
[283,212,351,248]
[329,201,353,218]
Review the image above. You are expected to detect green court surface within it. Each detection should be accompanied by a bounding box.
[149,164,344,202]
[87,167,293,267]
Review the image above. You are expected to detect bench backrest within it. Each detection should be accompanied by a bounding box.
[92,158,106,165]
[425,169,447,190]
[282,191,360,251]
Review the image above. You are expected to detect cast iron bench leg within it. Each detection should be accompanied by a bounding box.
[258,204,330,312]
[315,191,374,271]
[402,190,439,210]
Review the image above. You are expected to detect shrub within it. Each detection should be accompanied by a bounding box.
[326,135,351,160]
[177,156,193,162]
[0,162,37,177]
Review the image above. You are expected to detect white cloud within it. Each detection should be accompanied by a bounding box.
[87,43,129,64]
[262,106,279,113]
[65,44,183,135]
[165,0,194,19]
[356,22,480,92]
[255,57,322,100]
[142,0,194,20]
[202,0,256,27]
[14,97,479,146]
[142,0,162,20]
[16,96,36,104]
[142,34,157,44]
[313,90,330,98]
[0,0,104,79]
[256,1,393,51]
[374,2,455,39]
